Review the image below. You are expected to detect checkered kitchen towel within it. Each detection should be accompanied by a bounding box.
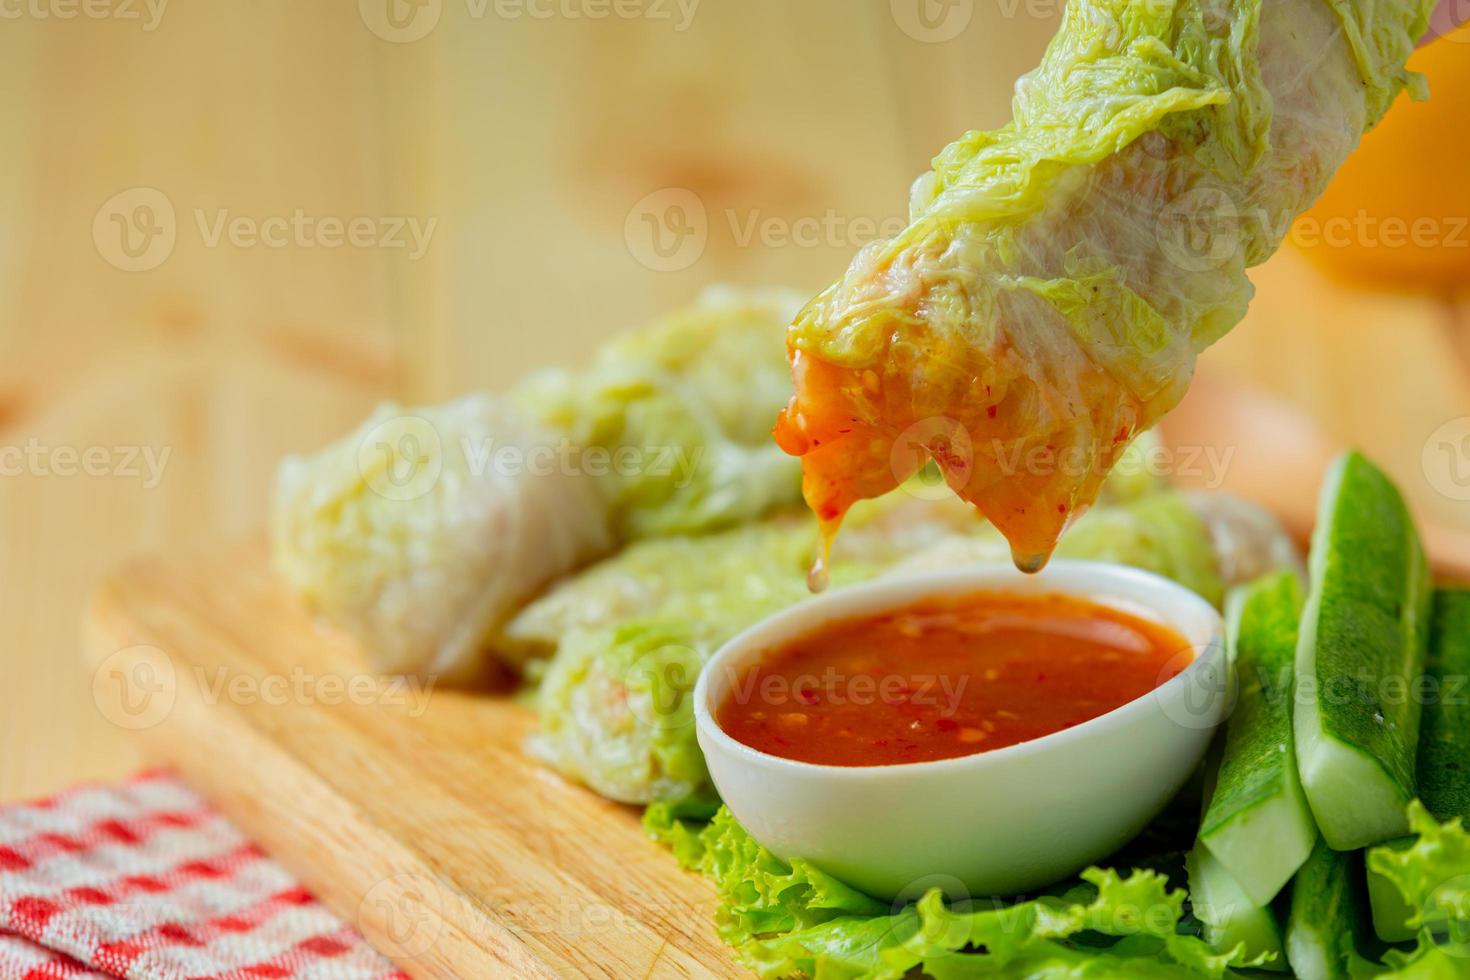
[0,772,405,980]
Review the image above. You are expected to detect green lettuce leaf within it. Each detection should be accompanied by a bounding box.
[645,805,1264,979]
[1369,803,1470,970]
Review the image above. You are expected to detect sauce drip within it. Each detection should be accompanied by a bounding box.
[805,549,830,594]
[716,590,1191,767]
[773,345,1144,588]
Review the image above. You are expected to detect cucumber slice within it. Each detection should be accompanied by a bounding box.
[1369,589,1470,942]
[1412,590,1470,820]
[1285,839,1372,980]
[1199,572,1316,905]
[1294,452,1432,851]
[1185,845,1286,970]
[1367,836,1416,944]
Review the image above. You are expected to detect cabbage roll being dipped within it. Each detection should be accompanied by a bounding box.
[272,287,805,683]
[775,0,1435,574]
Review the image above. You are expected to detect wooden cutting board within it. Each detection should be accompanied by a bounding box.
[85,541,741,980]
[82,373,1470,980]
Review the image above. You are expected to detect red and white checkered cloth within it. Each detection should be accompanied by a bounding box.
[0,772,406,980]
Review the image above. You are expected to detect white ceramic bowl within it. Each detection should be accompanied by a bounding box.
[694,560,1228,901]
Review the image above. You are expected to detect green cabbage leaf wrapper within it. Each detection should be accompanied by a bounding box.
[511,285,806,539]
[644,803,1268,979]
[272,287,804,681]
[779,0,1434,568]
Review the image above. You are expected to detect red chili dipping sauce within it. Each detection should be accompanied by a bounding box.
[715,591,1192,766]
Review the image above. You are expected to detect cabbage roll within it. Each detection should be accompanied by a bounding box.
[524,496,990,803]
[272,287,804,682]
[1184,489,1304,589]
[775,0,1434,572]
[526,486,1284,804]
[886,489,1231,604]
[513,285,806,539]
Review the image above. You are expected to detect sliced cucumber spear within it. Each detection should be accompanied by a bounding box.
[1285,839,1374,980]
[1186,844,1286,970]
[1199,572,1316,906]
[1366,838,1418,946]
[1294,451,1432,851]
[1409,590,1470,821]
[1369,589,1470,942]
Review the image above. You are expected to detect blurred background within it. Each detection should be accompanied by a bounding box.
[1,1,1467,802]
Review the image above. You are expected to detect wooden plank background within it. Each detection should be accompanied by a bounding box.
[2,0,1467,803]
